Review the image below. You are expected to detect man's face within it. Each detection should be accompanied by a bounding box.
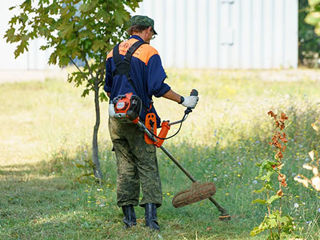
[145,26,155,43]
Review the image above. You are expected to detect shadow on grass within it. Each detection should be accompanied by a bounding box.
[1,106,320,239]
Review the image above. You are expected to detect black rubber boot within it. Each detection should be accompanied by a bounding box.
[145,203,160,231]
[122,205,137,228]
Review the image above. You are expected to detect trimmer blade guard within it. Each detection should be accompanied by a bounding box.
[172,182,216,208]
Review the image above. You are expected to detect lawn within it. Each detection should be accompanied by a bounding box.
[0,69,320,239]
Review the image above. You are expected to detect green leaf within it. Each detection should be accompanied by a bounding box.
[309,0,320,6]
[279,216,291,225]
[82,89,90,97]
[250,226,264,236]
[15,39,29,58]
[59,56,70,67]
[252,199,267,205]
[253,183,273,194]
[305,11,320,25]
[19,14,29,24]
[92,40,106,51]
[260,171,274,182]
[49,52,58,65]
[315,21,320,35]
[75,164,86,169]
[99,92,108,102]
[315,26,320,35]
[21,0,31,11]
[5,28,16,42]
[60,23,74,39]
[266,194,281,204]
[66,39,79,49]
[253,186,266,193]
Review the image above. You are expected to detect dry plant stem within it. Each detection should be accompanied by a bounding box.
[270,112,288,238]
[278,182,282,237]
[279,182,282,215]
[267,192,271,215]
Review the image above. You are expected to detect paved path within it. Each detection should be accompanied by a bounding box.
[1,68,319,84]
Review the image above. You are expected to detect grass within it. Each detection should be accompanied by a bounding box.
[1,69,320,239]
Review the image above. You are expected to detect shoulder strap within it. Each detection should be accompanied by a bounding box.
[113,41,146,77]
[112,40,150,111]
[124,40,146,67]
[112,44,123,73]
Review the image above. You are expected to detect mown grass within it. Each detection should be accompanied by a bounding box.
[1,69,320,239]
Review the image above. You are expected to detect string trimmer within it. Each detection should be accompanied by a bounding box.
[110,89,231,221]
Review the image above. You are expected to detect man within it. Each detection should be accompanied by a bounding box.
[104,15,198,230]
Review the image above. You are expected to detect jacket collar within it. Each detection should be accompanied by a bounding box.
[130,35,144,42]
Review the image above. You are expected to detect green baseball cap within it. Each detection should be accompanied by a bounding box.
[129,15,157,35]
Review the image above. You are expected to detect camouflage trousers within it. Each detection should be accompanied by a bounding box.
[108,117,162,208]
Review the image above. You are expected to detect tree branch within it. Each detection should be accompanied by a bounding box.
[98,56,107,88]
[82,53,95,81]
[68,56,87,78]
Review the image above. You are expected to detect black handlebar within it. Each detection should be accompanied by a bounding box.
[190,89,198,97]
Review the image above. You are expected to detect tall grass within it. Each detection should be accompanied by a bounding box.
[1,69,320,239]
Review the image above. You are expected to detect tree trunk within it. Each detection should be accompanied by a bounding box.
[92,77,103,181]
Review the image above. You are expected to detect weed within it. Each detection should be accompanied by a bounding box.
[251,111,295,239]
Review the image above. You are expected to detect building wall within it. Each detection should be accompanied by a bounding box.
[135,0,298,69]
[0,0,298,70]
[0,1,52,70]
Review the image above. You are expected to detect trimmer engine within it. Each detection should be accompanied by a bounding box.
[112,93,142,122]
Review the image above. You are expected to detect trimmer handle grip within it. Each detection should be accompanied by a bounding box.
[185,89,199,114]
[190,89,198,97]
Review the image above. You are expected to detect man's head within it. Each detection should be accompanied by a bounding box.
[128,15,157,43]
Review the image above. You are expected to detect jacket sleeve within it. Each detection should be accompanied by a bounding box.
[147,54,170,97]
[104,57,113,93]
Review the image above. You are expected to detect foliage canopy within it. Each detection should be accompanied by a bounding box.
[5,0,141,96]
[299,0,320,67]
[5,0,143,179]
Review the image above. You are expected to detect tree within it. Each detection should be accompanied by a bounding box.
[299,0,320,66]
[305,0,320,35]
[5,0,143,181]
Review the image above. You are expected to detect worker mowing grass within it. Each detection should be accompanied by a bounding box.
[104,15,199,230]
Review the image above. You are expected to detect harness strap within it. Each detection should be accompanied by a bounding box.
[113,41,145,77]
[112,40,151,111]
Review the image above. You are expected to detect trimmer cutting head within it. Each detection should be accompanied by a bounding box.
[172,182,216,208]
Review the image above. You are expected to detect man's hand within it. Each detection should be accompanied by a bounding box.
[181,95,199,109]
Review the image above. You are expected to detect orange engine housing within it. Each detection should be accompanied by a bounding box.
[114,93,133,114]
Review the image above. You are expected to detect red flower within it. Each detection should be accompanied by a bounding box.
[280,113,288,121]
[277,189,284,197]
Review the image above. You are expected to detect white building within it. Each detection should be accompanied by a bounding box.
[0,1,53,70]
[0,0,298,70]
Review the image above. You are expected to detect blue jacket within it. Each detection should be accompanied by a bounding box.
[104,35,170,127]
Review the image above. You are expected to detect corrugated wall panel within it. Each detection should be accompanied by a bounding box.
[264,0,273,68]
[197,0,207,68]
[134,0,298,69]
[274,0,285,68]
[0,0,57,70]
[285,0,298,68]
[0,0,298,70]
[231,0,240,69]
[186,0,197,68]
[208,0,217,68]
[240,0,251,68]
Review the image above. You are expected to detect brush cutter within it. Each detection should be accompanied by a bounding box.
[111,89,231,221]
